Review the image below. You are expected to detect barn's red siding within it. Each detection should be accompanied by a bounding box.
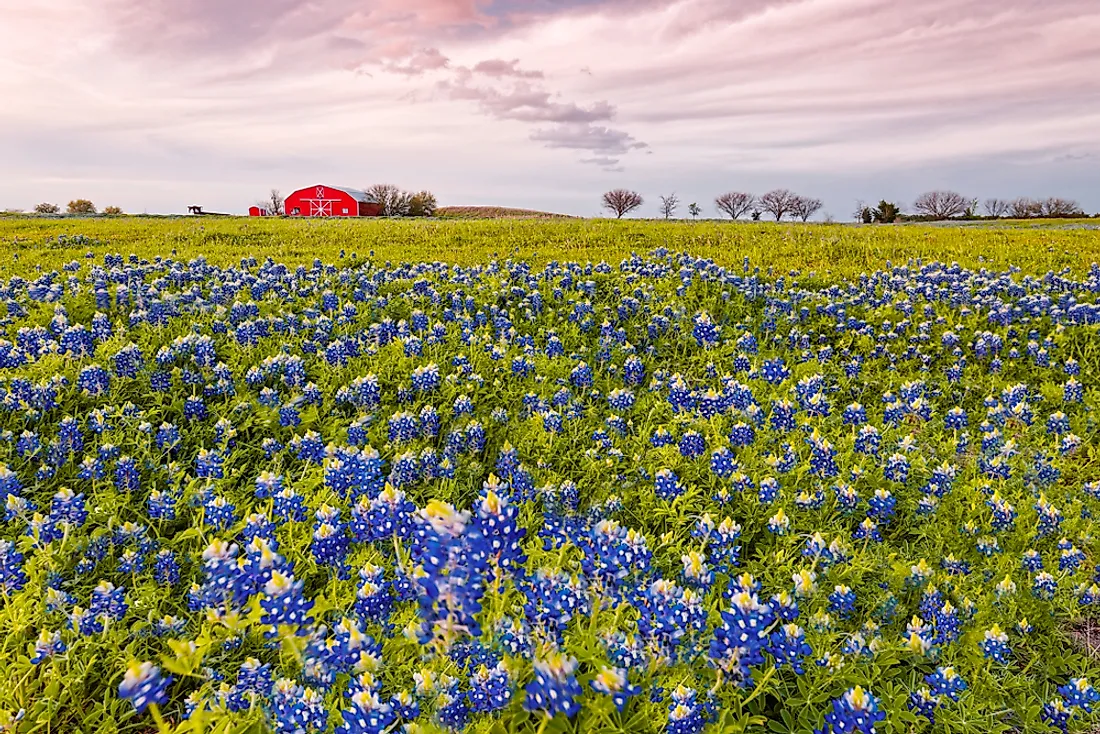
[284,185,378,218]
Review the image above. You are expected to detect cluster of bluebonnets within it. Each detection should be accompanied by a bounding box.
[1,247,1100,733]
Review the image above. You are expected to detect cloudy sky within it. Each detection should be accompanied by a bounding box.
[2,0,1098,217]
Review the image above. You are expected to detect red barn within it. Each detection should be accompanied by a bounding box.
[284,185,382,217]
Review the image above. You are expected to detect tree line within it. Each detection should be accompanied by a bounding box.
[603,188,1090,222]
[29,200,122,215]
[856,192,1086,223]
[603,189,823,221]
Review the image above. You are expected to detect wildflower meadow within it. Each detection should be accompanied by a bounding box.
[1,217,1099,734]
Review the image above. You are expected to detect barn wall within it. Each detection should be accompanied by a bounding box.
[285,186,360,217]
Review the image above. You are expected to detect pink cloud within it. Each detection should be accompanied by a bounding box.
[4,0,1100,215]
[471,58,543,79]
[383,47,451,75]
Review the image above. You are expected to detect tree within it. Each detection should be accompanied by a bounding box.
[983,198,1010,218]
[365,184,409,216]
[34,202,60,214]
[66,199,97,215]
[103,205,123,215]
[790,195,823,222]
[268,189,285,216]
[912,191,968,219]
[872,200,900,223]
[658,193,679,220]
[1042,197,1083,217]
[1010,197,1042,218]
[602,189,644,219]
[714,192,756,220]
[688,203,701,220]
[853,200,870,223]
[407,191,438,217]
[759,189,795,221]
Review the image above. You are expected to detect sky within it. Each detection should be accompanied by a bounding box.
[1,0,1099,218]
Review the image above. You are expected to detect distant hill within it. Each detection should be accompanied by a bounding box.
[435,206,575,219]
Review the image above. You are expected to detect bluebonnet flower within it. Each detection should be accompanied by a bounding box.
[1042,697,1072,733]
[666,686,707,734]
[828,585,857,619]
[760,358,790,385]
[926,666,967,702]
[468,663,513,713]
[654,469,684,501]
[260,571,314,636]
[270,679,328,734]
[819,687,885,734]
[679,431,705,459]
[1058,679,1100,712]
[709,591,776,687]
[31,629,67,664]
[907,686,938,725]
[769,624,812,673]
[524,653,581,718]
[980,624,1011,662]
[118,662,172,713]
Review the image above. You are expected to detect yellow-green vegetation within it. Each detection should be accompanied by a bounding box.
[2,216,1099,280]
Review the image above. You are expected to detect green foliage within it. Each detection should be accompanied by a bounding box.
[872,201,900,224]
[66,199,97,215]
[408,191,438,217]
[1,217,1100,734]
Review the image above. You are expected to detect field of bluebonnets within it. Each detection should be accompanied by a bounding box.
[2,217,1100,734]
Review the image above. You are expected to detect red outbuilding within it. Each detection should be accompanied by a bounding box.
[248,206,268,217]
[284,185,382,217]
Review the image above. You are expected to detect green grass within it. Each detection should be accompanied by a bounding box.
[2,216,1099,280]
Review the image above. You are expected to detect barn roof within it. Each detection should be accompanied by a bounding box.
[332,186,377,204]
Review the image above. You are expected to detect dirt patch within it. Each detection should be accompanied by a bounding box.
[1068,617,1100,660]
[435,206,575,219]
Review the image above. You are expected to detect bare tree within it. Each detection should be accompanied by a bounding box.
[103,205,123,215]
[1041,197,1083,217]
[790,195,823,222]
[268,189,285,216]
[759,189,796,221]
[659,193,680,220]
[983,198,1010,218]
[602,189,644,219]
[688,202,701,220]
[714,192,756,220]
[34,202,60,214]
[367,184,412,216]
[1010,197,1042,219]
[912,190,968,219]
[852,200,869,223]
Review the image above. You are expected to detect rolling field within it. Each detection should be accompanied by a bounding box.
[1,216,1100,734]
[3,216,1100,278]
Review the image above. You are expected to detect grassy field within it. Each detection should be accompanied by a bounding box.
[2,214,1100,734]
[3,216,1100,279]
